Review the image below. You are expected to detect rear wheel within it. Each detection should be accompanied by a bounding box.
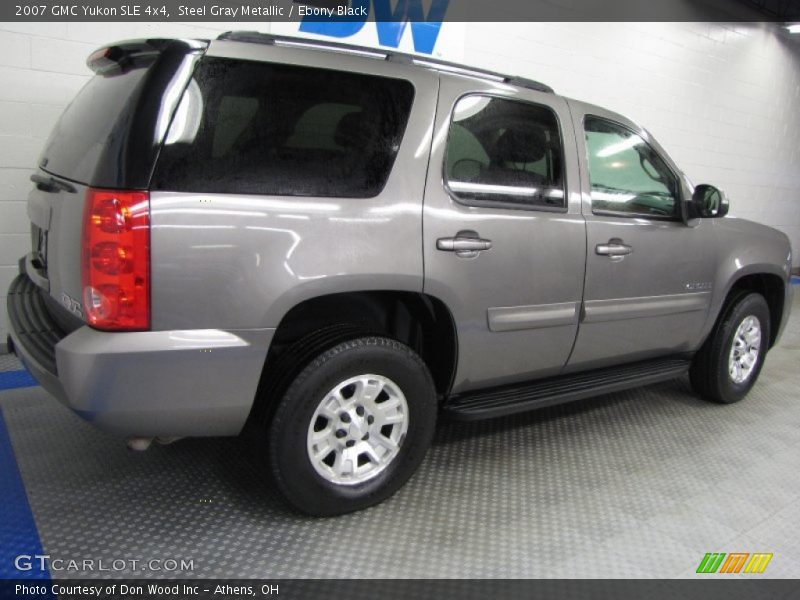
[268,336,436,516]
[690,292,770,404]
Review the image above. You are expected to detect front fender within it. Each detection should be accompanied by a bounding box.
[700,217,792,346]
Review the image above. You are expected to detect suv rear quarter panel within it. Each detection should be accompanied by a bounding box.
[149,42,439,330]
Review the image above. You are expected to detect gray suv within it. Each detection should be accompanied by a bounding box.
[7,33,793,516]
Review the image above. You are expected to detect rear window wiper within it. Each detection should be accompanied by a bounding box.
[31,173,77,194]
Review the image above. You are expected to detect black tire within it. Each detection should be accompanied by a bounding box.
[690,291,770,404]
[268,336,437,516]
[250,323,368,428]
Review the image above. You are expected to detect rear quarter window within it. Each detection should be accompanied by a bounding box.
[152,58,415,198]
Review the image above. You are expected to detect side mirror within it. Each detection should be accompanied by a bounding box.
[691,184,729,218]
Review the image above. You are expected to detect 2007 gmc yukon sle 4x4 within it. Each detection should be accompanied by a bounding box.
[7,33,793,516]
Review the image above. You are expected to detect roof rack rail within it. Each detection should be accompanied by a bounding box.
[216,31,554,94]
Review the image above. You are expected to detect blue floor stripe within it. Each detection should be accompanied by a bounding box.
[791,276,800,286]
[0,407,49,580]
[0,371,38,392]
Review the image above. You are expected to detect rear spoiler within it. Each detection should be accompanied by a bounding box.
[87,38,208,74]
[64,38,209,189]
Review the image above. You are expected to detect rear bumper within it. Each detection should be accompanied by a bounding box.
[7,273,274,437]
[6,273,66,400]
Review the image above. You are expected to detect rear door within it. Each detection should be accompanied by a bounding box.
[565,100,715,372]
[27,56,151,323]
[25,40,202,323]
[26,173,88,323]
[423,76,586,393]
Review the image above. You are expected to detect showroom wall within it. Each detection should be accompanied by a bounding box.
[0,20,799,345]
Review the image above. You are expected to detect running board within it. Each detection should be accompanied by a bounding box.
[443,357,691,421]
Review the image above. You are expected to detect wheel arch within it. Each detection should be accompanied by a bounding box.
[249,290,459,427]
[718,271,786,348]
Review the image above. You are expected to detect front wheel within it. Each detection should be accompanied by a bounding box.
[690,292,770,404]
[268,337,437,516]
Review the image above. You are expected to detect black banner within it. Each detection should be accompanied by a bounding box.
[3,0,800,22]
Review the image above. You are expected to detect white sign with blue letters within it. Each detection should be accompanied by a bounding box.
[272,0,465,60]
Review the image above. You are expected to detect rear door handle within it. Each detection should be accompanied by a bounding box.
[437,233,492,258]
[596,238,632,259]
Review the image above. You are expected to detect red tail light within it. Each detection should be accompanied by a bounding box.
[81,188,150,330]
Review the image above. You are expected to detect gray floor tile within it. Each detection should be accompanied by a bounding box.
[1,297,799,578]
[0,352,22,372]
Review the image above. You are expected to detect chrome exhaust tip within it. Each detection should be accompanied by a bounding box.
[126,437,154,451]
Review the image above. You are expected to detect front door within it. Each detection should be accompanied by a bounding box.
[423,77,586,393]
[566,101,715,372]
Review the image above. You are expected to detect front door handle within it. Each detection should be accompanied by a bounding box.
[437,233,492,258]
[596,238,632,260]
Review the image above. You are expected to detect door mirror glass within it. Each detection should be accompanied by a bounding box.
[691,184,729,218]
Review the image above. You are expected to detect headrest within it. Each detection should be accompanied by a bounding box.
[334,111,369,149]
[493,127,547,163]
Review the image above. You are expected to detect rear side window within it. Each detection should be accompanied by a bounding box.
[153,58,415,198]
[444,95,565,209]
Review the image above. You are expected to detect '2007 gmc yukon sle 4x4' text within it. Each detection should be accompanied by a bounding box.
[7,33,793,515]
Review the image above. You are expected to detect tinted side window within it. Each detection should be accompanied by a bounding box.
[444,95,565,209]
[153,58,415,198]
[584,116,679,218]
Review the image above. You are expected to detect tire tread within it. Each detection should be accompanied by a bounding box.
[690,290,769,404]
[268,336,436,516]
